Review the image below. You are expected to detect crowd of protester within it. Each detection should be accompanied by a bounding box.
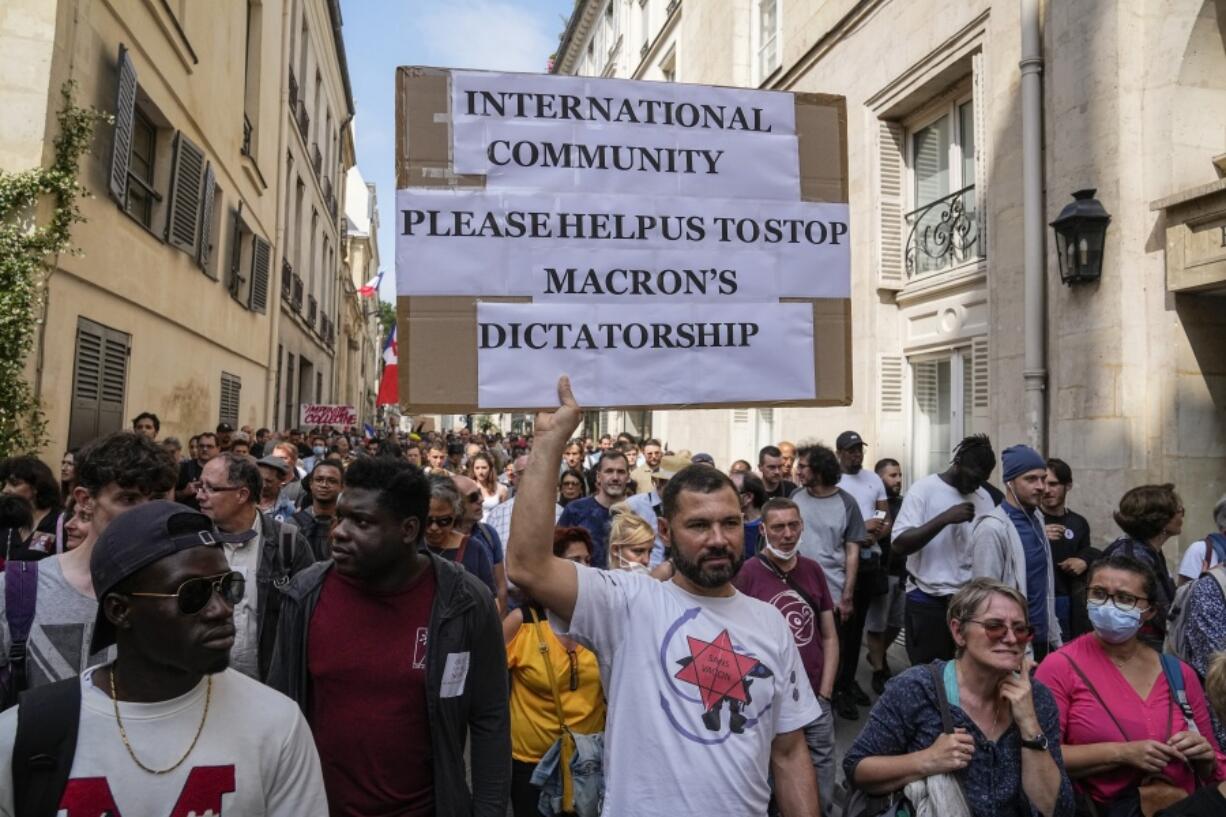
[2,386,1226,817]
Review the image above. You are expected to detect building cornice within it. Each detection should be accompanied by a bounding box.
[553,0,603,75]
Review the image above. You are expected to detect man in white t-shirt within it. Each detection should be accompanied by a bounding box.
[0,500,326,816]
[1177,494,1226,584]
[891,434,997,665]
[507,377,821,817]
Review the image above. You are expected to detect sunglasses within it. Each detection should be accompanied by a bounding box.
[128,571,246,615]
[426,515,455,529]
[965,618,1035,643]
[464,492,481,503]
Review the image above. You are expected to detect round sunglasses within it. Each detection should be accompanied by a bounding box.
[128,571,246,615]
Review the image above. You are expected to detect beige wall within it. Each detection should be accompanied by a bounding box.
[557,0,1226,553]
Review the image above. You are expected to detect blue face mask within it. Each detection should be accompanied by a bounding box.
[312,445,326,457]
[1087,600,1143,644]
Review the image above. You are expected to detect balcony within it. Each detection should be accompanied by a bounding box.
[296,102,309,143]
[281,259,292,299]
[307,295,318,327]
[321,315,335,348]
[288,68,299,112]
[241,114,252,157]
[291,274,304,312]
[905,185,982,279]
[311,143,322,178]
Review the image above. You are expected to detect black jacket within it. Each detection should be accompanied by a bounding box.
[253,511,316,681]
[266,552,510,817]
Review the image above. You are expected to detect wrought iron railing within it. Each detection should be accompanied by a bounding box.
[311,143,322,178]
[296,102,309,143]
[307,295,318,326]
[666,0,680,17]
[288,68,299,111]
[291,274,304,312]
[281,259,292,299]
[241,114,252,156]
[905,185,982,278]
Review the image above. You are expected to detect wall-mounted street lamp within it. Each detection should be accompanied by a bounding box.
[1050,189,1111,285]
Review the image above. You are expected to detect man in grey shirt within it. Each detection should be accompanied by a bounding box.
[790,443,866,721]
[0,432,177,701]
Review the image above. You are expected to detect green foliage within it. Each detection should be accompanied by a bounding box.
[375,299,396,338]
[0,82,108,456]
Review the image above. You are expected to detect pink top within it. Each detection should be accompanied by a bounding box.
[1035,633,1226,803]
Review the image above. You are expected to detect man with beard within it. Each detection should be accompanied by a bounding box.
[293,461,343,562]
[0,501,327,815]
[864,458,905,693]
[1041,458,1096,638]
[556,449,631,569]
[175,432,218,509]
[507,378,820,817]
[758,445,797,501]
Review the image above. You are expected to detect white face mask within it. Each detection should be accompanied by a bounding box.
[615,549,651,574]
[762,529,797,564]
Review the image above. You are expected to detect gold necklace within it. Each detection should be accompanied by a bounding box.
[109,664,212,775]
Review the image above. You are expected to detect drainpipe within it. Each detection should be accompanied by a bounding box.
[1020,0,1047,450]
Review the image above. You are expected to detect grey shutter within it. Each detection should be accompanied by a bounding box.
[228,208,244,296]
[69,319,129,449]
[879,354,904,412]
[220,373,241,427]
[197,163,216,271]
[878,121,906,288]
[249,236,271,313]
[167,132,206,253]
[108,46,138,204]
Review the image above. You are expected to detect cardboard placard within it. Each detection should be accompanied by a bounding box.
[395,66,850,413]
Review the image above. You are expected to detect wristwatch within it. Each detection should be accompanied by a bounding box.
[1020,732,1049,752]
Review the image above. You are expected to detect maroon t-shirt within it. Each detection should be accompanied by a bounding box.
[734,555,834,697]
[308,564,437,816]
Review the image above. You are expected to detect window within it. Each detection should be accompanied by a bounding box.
[126,110,158,226]
[660,48,676,82]
[756,0,780,81]
[227,209,271,312]
[68,318,130,450]
[219,372,241,428]
[242,0,262,158]
[906,96,979,276]
[910,348,975,479]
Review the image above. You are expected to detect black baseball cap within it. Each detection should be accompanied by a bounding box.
[89,500,253,653]
[836,431,867,450]
[216,422,235,433]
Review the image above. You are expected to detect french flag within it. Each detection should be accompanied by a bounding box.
[358,271,382,298]
[376,325,399,406]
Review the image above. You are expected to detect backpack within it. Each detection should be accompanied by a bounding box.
[12,677,81,817]
[1164,536,1226,661]
[0,559,40,710]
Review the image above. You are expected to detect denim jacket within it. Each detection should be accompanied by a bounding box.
[529,731,605,817]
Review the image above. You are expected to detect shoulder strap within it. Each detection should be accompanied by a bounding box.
[926,663,955,734]
[1207,533,1226,566]
[1060,653,1133,742]
[1159,654,1198,734]
[757,555,826,617]
[527,608,575,813]
[13,676,82,817]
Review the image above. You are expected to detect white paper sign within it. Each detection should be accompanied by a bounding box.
[440,651,470,698]
[396,188,850,299]
[476,301,816,408]
[298,404,358,427]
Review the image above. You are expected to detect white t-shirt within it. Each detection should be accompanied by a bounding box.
[837,468,888,521]
[1178,538,1226,580]
[0,666,327,817]
[554,566,819,817]
[894,473,996,596]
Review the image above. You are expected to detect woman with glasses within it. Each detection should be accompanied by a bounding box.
[562,439,593,494]
[1098,484,1185,649]
[469,452,508,511]
[1035,555,1226,814]
[558,467,587,508]
[424,475,496,596]
[845,578,1073,817]
[503,527,606,817]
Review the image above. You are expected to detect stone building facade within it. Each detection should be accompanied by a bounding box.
[554,0,1226,548]
[1,0,373,455]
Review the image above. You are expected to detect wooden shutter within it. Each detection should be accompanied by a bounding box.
[197,164,216,271]
[879,354,904,412]
[108,46,138,204]
[219,373,241,427]
[69,319,130,449]
[167,132,206,253]
[228,208,245,297]
[249,236,271,313]
[878,121,906,289]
